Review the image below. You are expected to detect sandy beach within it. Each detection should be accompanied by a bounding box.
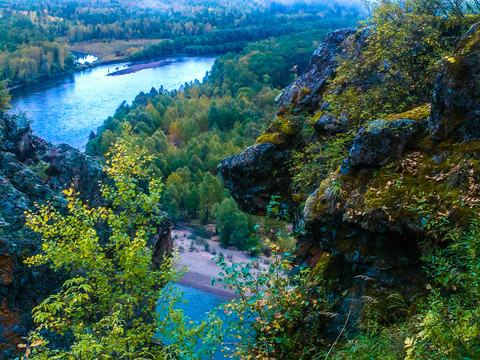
[172,227,268,298]
[107,59,178,76]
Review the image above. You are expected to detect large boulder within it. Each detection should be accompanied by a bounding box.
[276,28,358,111]
[341,119,422,173]
[431,22,480,141]
[314,114,347,134]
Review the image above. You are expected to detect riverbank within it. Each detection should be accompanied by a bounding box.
[173,227,268,299]
[68,38,164,63]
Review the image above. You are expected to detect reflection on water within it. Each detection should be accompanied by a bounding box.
[9,57,215,149]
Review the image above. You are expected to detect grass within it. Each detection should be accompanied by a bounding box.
[67,38,165,62]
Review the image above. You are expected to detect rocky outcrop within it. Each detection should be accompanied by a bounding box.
[220,30,366,215]
[276,28,357,111]
[431,22,480,141]
[219,24,480,335]
[0,114,172,358]
[218,143,292,214]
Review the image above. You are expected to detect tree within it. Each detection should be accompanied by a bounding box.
[213,198,249,249]
[168,199,179,218]
[217,241,331,359]
[328,0,470,124]
[0,80,11,112]
[22,124,223,359]
[198,171,224,222]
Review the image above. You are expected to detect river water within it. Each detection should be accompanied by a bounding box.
[9,57,215,149]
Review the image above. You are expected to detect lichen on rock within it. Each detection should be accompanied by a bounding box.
[219,23,480,332]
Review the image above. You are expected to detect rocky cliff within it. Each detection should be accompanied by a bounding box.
[0,114,172,359]
[219,23,480,334]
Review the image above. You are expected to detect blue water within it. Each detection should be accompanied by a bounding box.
[175,284,229,320]
[159,284,232,360]
[9,57,215,149]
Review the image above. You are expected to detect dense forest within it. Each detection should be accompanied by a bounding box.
[85,29,331,250]
[83,0,480,359]
[0,0,361,85]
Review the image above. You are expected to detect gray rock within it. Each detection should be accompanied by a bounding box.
[276,28,358,111]
[341,119,421,172]
[430,22,480,141]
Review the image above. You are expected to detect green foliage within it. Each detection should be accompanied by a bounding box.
[292,131,354,197]
[213,198,249,249]
[327,0,471,125]
[218,244,333,360]
[87,31,332,224]
[198,171,224,222]
[0,80,11,112]
[0,0,362,85]
[329,327,407,360]
[405,218,480,359]
[22,124,224,359]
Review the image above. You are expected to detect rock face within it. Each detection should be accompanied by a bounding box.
[219,24,480,334]
[0,114,172,359]
[431,22,480,141]
[218,143,291,214]
[220,30,364,215]
[276,28,357,110]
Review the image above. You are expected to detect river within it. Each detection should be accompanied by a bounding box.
[9,57,216,149]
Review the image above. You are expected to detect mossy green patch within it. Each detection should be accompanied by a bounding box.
[255,115,303,146]
[386,104,431,121]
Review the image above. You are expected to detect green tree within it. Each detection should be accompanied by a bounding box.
[328,0,469,124]
[198,171,224,222]
[217,242,331,359]
[213,198,249,249]
[168,199,179,219]
[22,125,223,359]
[405,219,480,359]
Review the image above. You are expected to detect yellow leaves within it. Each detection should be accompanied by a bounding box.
[445,56,456,64]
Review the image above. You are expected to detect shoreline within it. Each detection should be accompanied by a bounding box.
[172,226,269,300]
[107,58,179,76]
[7,54,218,92]
[177,270,238,299]
[6,59,126,91]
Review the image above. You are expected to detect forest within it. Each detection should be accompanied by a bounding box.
[0,0,361,85]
